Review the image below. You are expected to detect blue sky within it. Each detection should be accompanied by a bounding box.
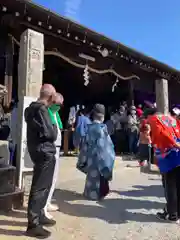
[34,0,180,69]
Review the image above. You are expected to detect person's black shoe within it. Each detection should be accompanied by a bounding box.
[26,225,51,239]
[156,210,179,223]
[156,210,168,220]
[40,215,56,226]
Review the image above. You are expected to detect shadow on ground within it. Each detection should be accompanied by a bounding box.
[0,209,27,236]
[54,187,164,225]
[0,228,25,237]
[0,185,165,236]
[0,208,27,219]
[114,184,164,198]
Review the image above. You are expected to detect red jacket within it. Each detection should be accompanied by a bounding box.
[147,114,180,151]
[136,108,143,118]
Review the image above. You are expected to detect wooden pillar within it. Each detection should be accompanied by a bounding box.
[4,35,13,107]
[63,130,69,155]
[18,29,44,98]
[128,79,134,106]
[155,78,169,114]
[16,29,44,189]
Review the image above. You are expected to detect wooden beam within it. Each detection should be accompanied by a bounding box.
[4,35,13,107]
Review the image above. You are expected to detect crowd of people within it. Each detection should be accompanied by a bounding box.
[73,102,154,168]
[1,83,180,238]
[74,101,180,225]
[23,86,180,238]
[23,84,115,238]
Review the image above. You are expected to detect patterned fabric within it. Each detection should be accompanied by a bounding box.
[68,107,76,126]
[148,114,180,173]
[148,114,180,150]
[77,122,115,200]
[154,148,180,173]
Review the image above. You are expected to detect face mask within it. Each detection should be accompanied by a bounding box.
[131,110,136,115]
[101,117,105,123]
[50,104,60,112]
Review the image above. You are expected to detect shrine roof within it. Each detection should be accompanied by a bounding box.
[1,0,180,81]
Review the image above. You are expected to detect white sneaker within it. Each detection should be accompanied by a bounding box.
[47,203,59,212]
[140,161,150,173]
[44,211,53,220]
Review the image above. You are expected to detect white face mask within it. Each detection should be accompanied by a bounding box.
[131,110,136,115]
[101,117,105,123]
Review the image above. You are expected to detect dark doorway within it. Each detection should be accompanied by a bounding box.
[43,55,130,124]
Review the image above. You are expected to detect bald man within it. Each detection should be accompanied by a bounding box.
[25,84,57,238]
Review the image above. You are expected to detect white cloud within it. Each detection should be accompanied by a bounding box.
[64,0,82,20]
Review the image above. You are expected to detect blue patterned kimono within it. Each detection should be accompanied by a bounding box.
[77,122,115,200]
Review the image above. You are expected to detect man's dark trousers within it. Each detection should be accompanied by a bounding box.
[163,167,180,218]
[27,150,56,227]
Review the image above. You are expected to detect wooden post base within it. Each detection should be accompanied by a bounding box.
[0,187,24,212]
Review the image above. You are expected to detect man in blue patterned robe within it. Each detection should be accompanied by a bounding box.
[77,104,115,201]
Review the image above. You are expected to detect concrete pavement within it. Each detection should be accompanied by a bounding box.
[0,157,179,240]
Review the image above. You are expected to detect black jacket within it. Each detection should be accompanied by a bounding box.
[24,102,57,156]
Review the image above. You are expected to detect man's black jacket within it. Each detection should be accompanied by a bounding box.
[24,101,57,158]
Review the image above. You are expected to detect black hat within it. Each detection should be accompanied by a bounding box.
[93,104,105,116]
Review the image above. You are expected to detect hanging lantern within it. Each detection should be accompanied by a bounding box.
[112,77,119,92]
[83,64,90,86]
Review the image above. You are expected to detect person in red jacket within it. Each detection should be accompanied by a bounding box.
[136,104,143,118]
[138,122,152,168]
[147,109,180,222]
